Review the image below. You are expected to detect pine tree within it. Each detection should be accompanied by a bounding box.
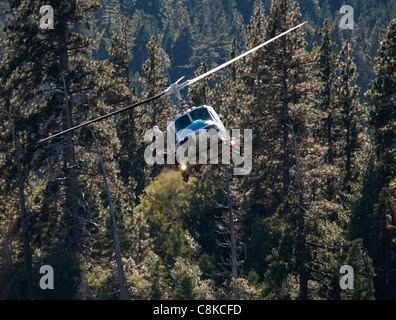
[172,274,196,299]
[366,18,396,191]
[139,36,173,179]
[335,41,365,195]
[172,24,194,81]
[188,62,211,106]
[0,85,33,297]
[141,36,169,128]
[369,188,396,299]
[310,20,344,206]
[0,1,102,296]
[235,2,315,299]
[239,1,314,207]
[340,239,375,300]
[107,20,142,189]
[108,20,131,87]
[128,9,156,77]
[264,0,315,198]
[314,20,337,166]
[0,0,137,299]
[362,18,396,299]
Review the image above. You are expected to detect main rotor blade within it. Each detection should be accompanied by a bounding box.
[39,22,307,144]
[180,22,307,89]
[39,91,165,143]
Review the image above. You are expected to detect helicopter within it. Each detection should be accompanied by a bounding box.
[163,103,231,182]
[40,22,307,182]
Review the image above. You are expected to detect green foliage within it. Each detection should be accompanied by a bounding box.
[366,18,396,187]
[350,18,396,300]
[172,273,196,300]
[34,251,82,300]
[0,0,394,301]
[340,239,375,300]
[3,264,29,300]
[227,277,261,299]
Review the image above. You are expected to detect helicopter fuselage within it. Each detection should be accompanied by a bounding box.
[166,105,231,180]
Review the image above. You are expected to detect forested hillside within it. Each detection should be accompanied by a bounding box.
[86,0,395,97]
[0,0,395,300]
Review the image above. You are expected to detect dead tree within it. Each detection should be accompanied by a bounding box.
[10,120,32,287]
[91,130,130,300]
[216,165,244,280]
[288,123,308,300]
[59,74,81,252]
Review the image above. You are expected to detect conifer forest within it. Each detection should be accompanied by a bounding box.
[0,0,395,301]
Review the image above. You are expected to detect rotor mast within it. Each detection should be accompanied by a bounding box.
[164,76,189,111]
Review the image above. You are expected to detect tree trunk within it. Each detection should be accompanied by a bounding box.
[282,47,290,197]
[282,106,290,197]
[290,124,308,300]
[123,20,130,88]
[91,130,130,300]
[224,165,238,280]
[343,46,352,194]
[327,112,333,164]
[326,112,334,200]
[11,121,32,287]
[345,102,352,193]
[58,32,81,252]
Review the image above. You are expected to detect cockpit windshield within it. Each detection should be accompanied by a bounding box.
[175,115,192,133]
[190,107,212,122]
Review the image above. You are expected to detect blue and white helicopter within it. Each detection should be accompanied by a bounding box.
[40,23,306,182]
[164,103,231,181]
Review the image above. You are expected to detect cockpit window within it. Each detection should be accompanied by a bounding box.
[175,115,192,133]
[190,107,212,122]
